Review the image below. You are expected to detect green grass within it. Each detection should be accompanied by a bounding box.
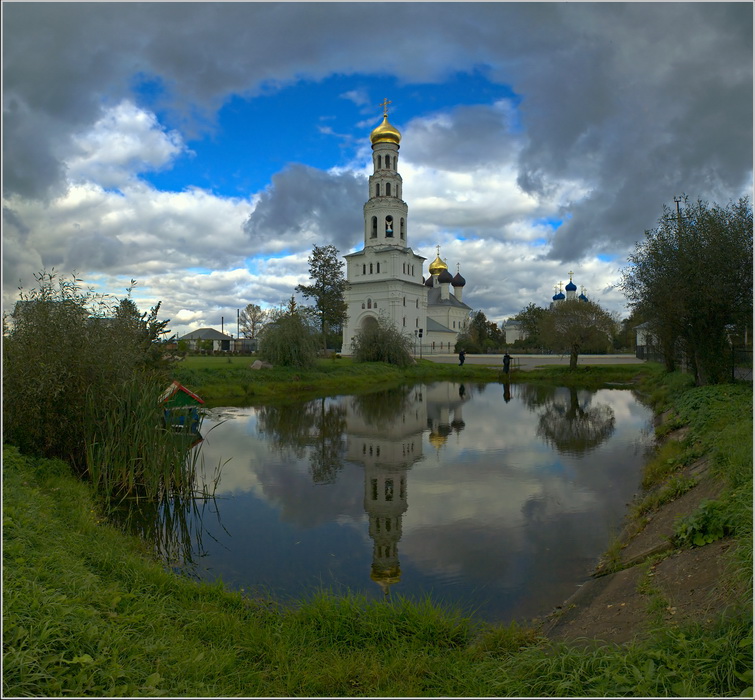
[172,355,655,405]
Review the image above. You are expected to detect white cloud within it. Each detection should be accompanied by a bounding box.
[66,101,187,188]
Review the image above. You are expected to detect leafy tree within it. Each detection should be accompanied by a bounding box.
[539,299,617,370]
[513,303,547,347]
[456,310,503,353]
[621,197,753,384]
[351,314,413,367]
[258,296,320,368]
[239,303,269,339]
[613,308,645,352]
[295,244,347,350]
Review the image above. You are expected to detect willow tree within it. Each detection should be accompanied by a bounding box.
[621,197,752,385]
[540,300,616,370]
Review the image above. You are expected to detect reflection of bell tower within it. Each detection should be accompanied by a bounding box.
[345,388,425,595]
[365,463,408,594]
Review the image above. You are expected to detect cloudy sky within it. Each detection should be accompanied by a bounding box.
[3,1,752,338]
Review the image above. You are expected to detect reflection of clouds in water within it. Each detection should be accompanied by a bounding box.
[201,407,365,528]
[191,383,652,614]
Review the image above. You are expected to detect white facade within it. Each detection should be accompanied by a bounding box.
[342,107,471,354]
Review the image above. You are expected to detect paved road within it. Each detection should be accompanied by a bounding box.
[423,353,646,370]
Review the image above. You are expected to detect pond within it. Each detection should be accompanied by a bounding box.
[152,381,654,623]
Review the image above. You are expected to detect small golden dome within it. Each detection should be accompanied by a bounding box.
[428,255,448,275]
[370,115,402,145]
[371,566,401,586]
[428,432,448,449]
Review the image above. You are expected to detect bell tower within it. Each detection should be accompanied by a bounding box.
[341,100,427,355]
[364,99,409,249]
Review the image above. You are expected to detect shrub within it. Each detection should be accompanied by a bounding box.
[351,315,413,367]
[3,270,173,473]
[258,311,320,368]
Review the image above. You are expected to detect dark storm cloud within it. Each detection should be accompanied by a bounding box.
[243,164,365,252]
[65,232,127,271]
[501,2,753,259]
[4,1,752,263]
[402,102,521,171]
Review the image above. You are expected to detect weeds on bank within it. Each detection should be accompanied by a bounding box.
[640,439,689,489]
[631,475,698,518]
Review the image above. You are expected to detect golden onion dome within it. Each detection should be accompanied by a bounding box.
[370,115,402,146]
[428,255,448,275]
[371,566,401,586]
[428,432,448,449]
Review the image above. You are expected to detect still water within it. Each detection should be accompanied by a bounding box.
[171,381,653,622]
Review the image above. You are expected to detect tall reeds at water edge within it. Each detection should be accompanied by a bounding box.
[84,377,212,505]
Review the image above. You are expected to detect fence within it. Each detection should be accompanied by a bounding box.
[732,347,753,382]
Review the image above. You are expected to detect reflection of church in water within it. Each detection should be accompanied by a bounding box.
[345,383,468,594]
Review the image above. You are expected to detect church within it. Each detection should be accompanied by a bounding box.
[341,101,471,355]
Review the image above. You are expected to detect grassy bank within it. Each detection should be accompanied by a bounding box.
[4,369,752,697]
[171,354,649,404]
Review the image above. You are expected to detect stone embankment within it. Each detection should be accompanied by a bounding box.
[541,425,736,645]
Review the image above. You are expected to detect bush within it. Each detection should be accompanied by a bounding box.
[3,270,173,473]
[258,312,320,368]
[351,316,413,367]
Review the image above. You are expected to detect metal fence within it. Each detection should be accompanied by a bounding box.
[732,347,753,382]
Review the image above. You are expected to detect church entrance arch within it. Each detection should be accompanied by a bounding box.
[360,315,379,333]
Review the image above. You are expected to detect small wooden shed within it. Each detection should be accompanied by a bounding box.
[159,380,205,429]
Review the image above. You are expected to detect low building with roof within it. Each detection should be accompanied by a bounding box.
[178,327,234,352]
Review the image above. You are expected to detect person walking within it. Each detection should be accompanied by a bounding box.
[503,351,512,374]
[458,349,466,366]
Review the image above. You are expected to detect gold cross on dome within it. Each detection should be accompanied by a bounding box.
[568,270,574,281]
[379,98,392,116]
[436,244,441,257]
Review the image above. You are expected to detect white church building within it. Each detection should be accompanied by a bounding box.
[341,102,471,355]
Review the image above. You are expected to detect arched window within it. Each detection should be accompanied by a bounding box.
[377,155,382,169]
[385,215,393,236]
[415,299,418,309]
[375,183,380,197]
[400,218,405,239]
[376,262,380,273]
[362,264,366,274]
[367,298,372,309]
[371,217,377,238]
[403,296,406,306]
[386,182,391,196]
[361,302,365,309]
[369,263,373,274]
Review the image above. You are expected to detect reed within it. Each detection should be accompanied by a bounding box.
[83,376,204,505]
